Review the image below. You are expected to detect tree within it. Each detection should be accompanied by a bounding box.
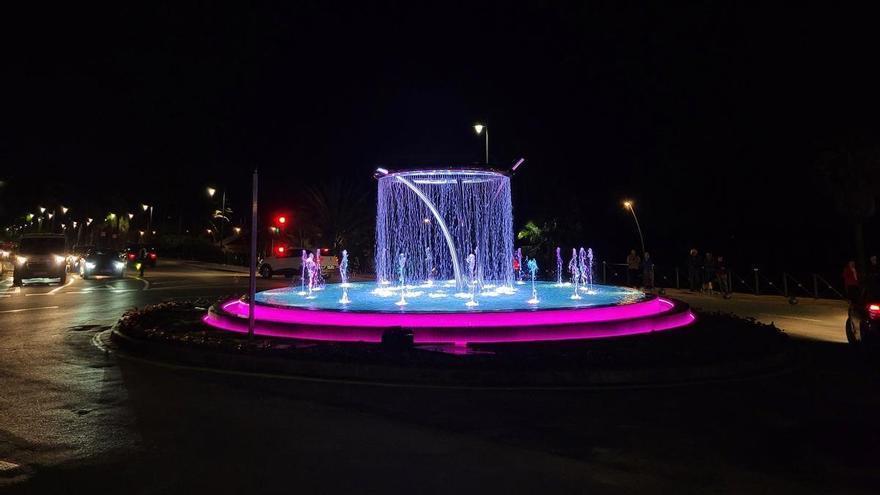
[301,177,375,260]
[815,144,879,273]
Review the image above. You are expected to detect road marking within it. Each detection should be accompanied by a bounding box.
[25,293,54,297]
[0,306,59,314]
[49,275,77,294]
[132,276,151,290]
[0,459,21,472]
[761,313,827,323]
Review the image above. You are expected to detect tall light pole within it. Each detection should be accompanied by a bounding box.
[142,204,153,239]
[623,200,646,255]
[474,124,488,164]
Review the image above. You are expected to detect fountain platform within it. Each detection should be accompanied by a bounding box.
[204,282,695,345]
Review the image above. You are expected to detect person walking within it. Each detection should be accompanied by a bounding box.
[843,260,859,301]
[626,249,641,287]
[686,248,700,292]
[716,255,730,297]
[702,252,716,294]
[642,252,655,290]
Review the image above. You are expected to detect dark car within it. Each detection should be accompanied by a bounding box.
[846,282,880,345]
[79,250,126,279]
[124,244,158,267]
[13,234,68,286]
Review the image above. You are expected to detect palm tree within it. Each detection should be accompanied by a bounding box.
[301,177,375,257]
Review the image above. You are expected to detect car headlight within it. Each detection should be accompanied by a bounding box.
[54,255,66,264]
[15,255,27,265]
[114,261,125,270]
[85,262,97,270]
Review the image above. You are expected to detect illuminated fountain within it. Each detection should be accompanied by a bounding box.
[205,167,695,345]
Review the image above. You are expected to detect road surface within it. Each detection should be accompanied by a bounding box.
[0,262,877,494]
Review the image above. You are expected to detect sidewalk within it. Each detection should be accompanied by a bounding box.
[665,288,848,343]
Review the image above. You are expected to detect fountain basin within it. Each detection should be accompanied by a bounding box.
[203,282,696,344]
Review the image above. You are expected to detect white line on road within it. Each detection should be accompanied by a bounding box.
[0,306,59,314]
[761,313,828,323]
[49,275,77,294]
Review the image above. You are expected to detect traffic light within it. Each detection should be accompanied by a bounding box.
[277,216,286,225]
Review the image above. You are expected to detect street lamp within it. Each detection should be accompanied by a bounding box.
[141,204,154,239]
[474,123,488,164]
[207,187,216,198]
[39,206,46,214]
[128,212,134,220]
[61,206,68,214]
[622,200,646,254]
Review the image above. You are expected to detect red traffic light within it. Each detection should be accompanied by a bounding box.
[277,246,285,254]
[277,216,286,224]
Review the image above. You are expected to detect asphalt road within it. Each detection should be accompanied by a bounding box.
[0,261,878,494]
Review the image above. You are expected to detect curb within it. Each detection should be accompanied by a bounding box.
[102,325,800,390]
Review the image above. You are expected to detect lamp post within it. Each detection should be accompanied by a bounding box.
[142,204,153,240]
[474,124,488,164]
[623,200,646,255]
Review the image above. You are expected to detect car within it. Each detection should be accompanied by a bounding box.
[123,244,158,267]
[12,234,68,286]
[846,282,880,346]
[79,250,126,279]
[68,244,95,271]
[258,247,339,279]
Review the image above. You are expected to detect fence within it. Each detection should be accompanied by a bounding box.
[599,262,845,300]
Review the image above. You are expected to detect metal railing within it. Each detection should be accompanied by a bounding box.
[599,262,846,300]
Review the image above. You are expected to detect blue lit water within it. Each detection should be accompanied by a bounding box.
[254,281,645,313]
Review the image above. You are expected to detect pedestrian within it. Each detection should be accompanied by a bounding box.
[868,255,880,283]
[716,255,730,297]
[686,248,700,292]
[642,251,655,290]
[843,260,859,301]
[626,249,641,287]
[138,247,147,277]
[702,252,716,294]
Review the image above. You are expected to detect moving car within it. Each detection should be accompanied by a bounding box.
[12,234,68,286]
[846,282,880,346]
[258,247,339,279]
[123,244,158,267]
[79,249,126,279]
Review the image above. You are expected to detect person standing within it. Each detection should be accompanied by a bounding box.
[642,252,655,290]
[716,255,730,297]
[686,248,700,292]
[626,249,641,287]
[843,260,859,301]
[702,252,716,294]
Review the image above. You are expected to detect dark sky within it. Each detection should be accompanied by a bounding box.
[2,3,880,274]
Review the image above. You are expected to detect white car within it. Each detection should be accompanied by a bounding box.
[258,247,338,279]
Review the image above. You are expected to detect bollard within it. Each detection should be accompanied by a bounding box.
[675,267,680,289]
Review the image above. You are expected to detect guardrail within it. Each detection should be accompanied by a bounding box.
[599,262,845,300]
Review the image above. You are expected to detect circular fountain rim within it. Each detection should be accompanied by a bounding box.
[249,282,650,315]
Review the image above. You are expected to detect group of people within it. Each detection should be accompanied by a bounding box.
[842,255,880,301]
[686,248,730,296]
[625,249,655,289]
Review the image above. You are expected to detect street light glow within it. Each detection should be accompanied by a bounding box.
[61,206,68,214]
[207,187,216,197]
[623,200,633,209]
[474,124,484,135]
[128,213,134,219]
[39,206,46,214]
[142,204,150,211]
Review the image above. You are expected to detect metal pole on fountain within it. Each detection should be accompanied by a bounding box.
[527,258,539,304]
[555,247,563,285]
[466,253,478,307]
[569,248,581,300]
[338,249,350,304]
[248,169,258,340]
[396,252,408,306]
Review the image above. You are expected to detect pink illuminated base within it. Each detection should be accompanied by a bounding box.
[203,296,696,345]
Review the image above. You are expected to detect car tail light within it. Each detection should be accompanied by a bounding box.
[868,304,880,320]
[149,253,157,259]
[128,253,136,260]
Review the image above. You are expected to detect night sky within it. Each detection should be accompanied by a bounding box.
[3,3,880,275]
